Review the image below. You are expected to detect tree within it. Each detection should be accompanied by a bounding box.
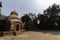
[21,14,32,30]
[0,14,7,31]
[21,14,31,23]
[0,2,2,7]
[28,13,37,21]
[21,14,37,31]
[37,13,48,30]
[43,3,60,30]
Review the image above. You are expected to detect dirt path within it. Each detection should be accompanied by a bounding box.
[0,31,60,40]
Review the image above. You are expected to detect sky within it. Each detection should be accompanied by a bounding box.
[1,0,60,16]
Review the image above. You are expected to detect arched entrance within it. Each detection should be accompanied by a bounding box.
[16,24,19,31]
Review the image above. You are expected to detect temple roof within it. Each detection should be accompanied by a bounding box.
[8,11,21,21]
[10,11,18,16]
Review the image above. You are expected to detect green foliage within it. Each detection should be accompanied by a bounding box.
[42,3,60,30]
[0,2,2,7]
[0,13,7,20]
[21,14,31,23]
[21,3,60,30]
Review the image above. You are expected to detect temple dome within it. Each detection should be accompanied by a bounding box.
[8,11,22,23]
[8,11,21,20]
[10,11,18,16]
[8,14,20,20]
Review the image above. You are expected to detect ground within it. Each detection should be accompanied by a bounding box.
[0,31,60,40]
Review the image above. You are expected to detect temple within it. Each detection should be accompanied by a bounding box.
[0,11,23,36]
[4,11,23,36]
[0,1,23,36]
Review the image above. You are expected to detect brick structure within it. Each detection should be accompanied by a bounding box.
[5,11,23,36]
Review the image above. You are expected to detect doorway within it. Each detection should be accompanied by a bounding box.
[16,24,19,31]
